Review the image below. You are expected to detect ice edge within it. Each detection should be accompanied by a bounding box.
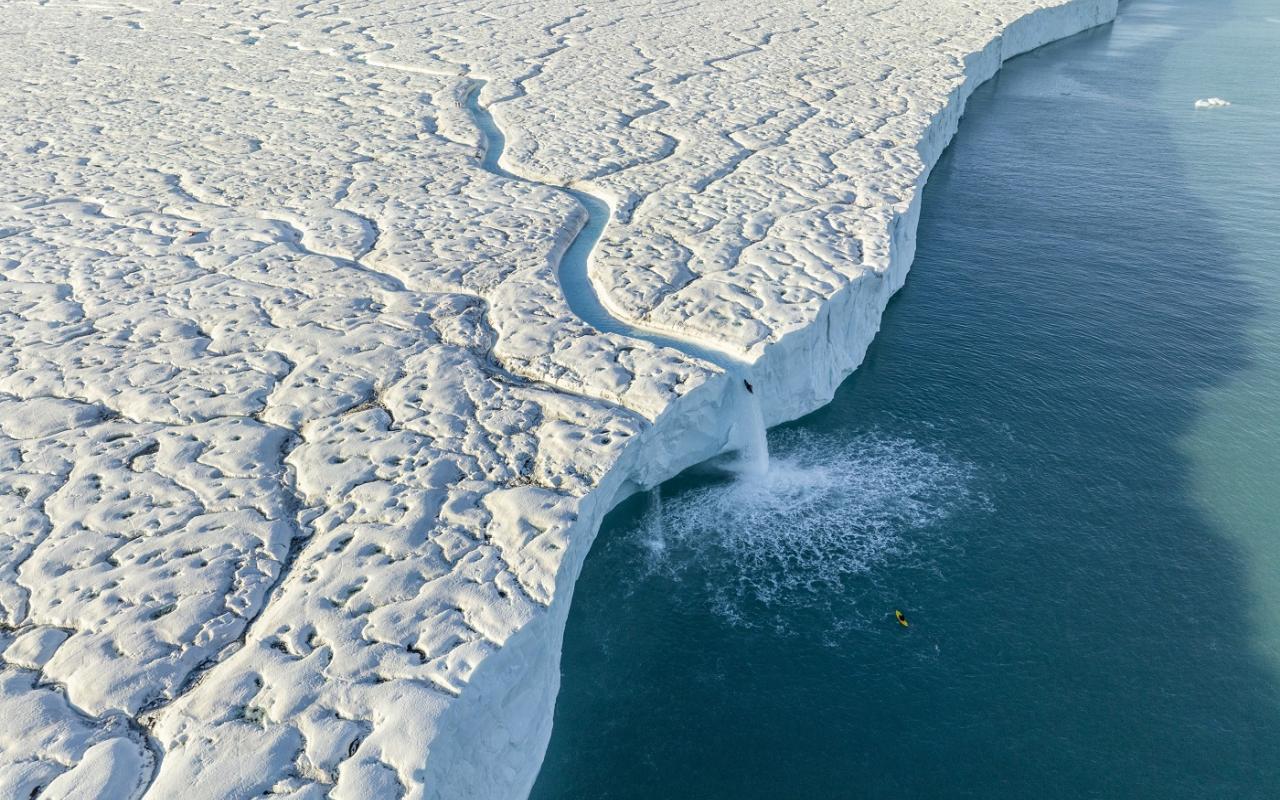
[429,1,1121,798]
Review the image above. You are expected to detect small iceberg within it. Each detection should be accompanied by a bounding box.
[1194,97,1231,109]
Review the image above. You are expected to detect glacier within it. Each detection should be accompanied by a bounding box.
[0,0,1117,797]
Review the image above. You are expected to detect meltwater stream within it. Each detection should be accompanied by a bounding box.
[463,80,769,473]
[534,0,1280,797]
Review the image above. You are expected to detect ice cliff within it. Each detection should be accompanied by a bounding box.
[0,0,1117,797]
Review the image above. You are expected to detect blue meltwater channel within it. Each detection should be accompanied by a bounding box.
[532,0,1280,796]
[463,80,746,372]
[464,80,770,474]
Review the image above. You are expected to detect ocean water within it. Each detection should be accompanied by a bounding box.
[531,0,1280,797]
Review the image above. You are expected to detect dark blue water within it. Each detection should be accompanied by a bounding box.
[532,1,1280,797]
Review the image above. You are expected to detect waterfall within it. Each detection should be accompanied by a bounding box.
[641,485,667,556]
[731,379,770,477]
[464,78,772,480]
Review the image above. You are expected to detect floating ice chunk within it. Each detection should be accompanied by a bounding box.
[1194,97,1231,109]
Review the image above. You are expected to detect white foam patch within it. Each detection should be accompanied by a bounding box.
[630,430,981,628]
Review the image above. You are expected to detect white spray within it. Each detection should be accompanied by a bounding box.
[641,485,667,556]
[729,374,770,477]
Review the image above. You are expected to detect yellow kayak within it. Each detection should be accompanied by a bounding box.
[895,610,909,627]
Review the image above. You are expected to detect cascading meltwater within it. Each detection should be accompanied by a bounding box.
[462,76,771,474]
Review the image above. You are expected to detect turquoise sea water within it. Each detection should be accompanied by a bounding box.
[531,0,1280,797]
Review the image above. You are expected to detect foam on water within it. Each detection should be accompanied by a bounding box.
[629,430,980,627]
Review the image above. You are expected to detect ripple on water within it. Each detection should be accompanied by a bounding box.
[628,430,985,630]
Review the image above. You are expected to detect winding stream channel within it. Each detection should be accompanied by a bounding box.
[463,79,748,372]
[463,79,772,474]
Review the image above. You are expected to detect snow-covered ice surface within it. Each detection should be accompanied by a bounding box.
[0,0,1116,797]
